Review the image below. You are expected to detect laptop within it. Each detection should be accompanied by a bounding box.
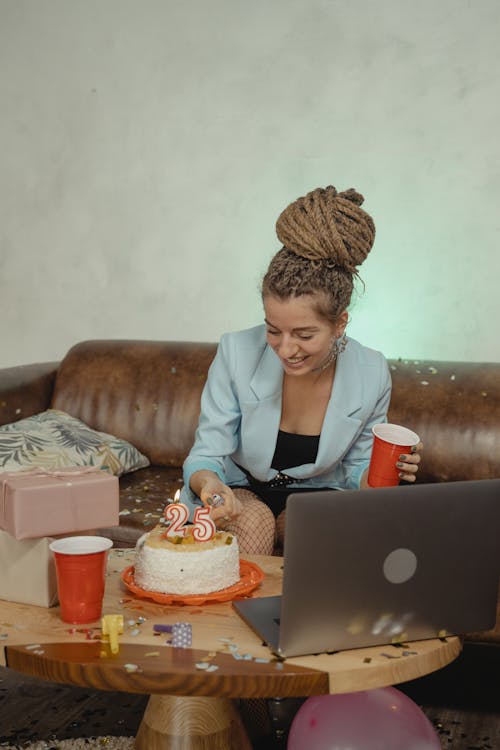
[233,479,500,658]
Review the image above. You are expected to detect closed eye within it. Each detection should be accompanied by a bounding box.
[266,329,314,341]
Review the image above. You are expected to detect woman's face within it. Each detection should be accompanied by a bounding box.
[263,294,347,376]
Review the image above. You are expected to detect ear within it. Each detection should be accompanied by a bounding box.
[335,310,349,337]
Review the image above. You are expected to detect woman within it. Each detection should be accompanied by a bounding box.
[181,185,421,554]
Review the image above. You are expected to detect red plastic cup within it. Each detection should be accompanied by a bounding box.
[49,536,113,624]
[368,423,420,488]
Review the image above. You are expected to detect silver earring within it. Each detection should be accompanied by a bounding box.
[312,334,347,373]
[333,333,347,358]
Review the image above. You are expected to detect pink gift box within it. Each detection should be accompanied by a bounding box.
[0,467,119,540]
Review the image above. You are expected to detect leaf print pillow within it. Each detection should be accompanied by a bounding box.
[0,410,149,475]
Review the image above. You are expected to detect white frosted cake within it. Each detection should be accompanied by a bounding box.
[134,524,240,595]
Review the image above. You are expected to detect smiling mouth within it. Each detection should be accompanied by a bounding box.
[284,356,308,365]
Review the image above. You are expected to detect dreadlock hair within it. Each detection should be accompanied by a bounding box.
[262,185,375,324]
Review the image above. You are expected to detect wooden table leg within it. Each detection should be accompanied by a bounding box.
[135,694,252,750]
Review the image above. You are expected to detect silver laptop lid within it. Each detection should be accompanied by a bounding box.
[277,480,500,657]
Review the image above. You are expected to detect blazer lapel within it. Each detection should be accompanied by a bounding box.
[249,344,283,401]
[237,345,283,479]
[313,339,363,473]
[282,340,363,478]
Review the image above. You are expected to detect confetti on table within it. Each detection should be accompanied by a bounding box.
[25,644,42,650]
[124,663,140,673]
[198,653,216,664]
[144,651,161,657]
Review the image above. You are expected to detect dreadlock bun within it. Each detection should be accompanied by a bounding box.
[262,185,376,323]
[275,185,375,272]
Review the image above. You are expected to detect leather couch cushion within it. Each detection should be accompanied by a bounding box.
[51,340,217,466]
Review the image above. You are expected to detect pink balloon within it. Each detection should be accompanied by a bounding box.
[287,687,441,750]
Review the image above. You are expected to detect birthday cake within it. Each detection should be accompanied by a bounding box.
[134,524,240,596]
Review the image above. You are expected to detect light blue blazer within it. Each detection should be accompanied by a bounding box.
[181,325,391,515]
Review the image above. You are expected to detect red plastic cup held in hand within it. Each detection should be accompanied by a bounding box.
[49,536,113,624]
[368,423,419,487]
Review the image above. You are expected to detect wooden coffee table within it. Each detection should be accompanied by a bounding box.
[1,549,461,749]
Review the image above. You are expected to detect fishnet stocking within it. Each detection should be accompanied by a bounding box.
[225,488,276,555]
[276,509,286,550]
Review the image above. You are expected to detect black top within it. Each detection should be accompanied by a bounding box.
[271,430,320,470]
[233,430,327,517]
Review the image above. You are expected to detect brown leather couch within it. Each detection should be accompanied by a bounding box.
[1,340,499,643]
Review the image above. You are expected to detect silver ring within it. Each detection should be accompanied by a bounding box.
[207,493,225,508]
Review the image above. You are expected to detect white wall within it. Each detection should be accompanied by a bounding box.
[1,0,499,367]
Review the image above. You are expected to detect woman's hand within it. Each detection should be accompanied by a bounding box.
[190,470,242,527]
[202,485,242,528]
[396,442,423,482]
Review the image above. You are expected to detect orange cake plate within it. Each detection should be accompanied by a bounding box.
[121,559,264,605]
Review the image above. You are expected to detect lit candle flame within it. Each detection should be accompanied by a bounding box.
[174,489,181,503]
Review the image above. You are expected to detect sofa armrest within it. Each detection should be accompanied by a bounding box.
[0,362,59,426]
